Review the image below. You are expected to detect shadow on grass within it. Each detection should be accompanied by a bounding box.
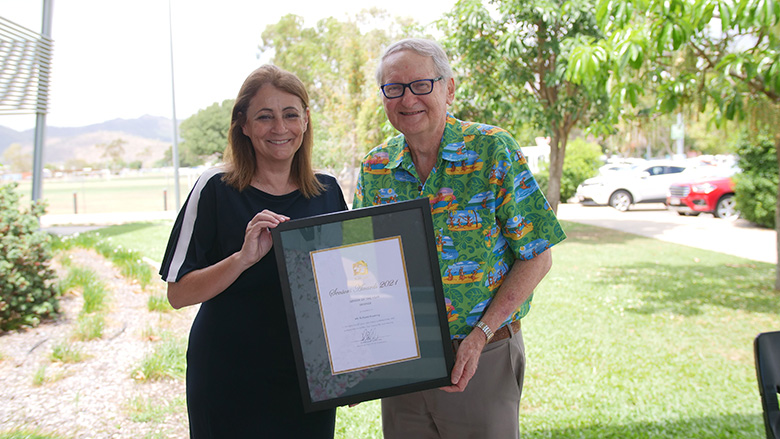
[561,221,778,315]
[593,260,776,316]
[522,412,764,439]
[559,221,638,245]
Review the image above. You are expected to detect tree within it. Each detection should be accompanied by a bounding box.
[178,99,234,165]
[99,138,127,173]
[1,144,32,173]
[585,0,780,288]
[259,11,425,196]
[440,0,610,212]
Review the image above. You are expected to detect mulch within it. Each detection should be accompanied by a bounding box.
[0,248,197,438]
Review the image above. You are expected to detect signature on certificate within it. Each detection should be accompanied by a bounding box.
[361,328,379,343]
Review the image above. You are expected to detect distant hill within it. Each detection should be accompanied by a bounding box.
[0,115,177,168]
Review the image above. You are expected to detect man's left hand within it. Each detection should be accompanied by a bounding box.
[439,331,486,393]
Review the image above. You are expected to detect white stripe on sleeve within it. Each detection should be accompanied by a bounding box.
[164,167,224,282]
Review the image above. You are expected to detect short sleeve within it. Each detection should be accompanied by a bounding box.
[159,169,222,282]
[493,135,566,260]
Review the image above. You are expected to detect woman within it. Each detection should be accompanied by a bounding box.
[159,65,346,438]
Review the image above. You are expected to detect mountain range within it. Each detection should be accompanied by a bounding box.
[0,115,177,168]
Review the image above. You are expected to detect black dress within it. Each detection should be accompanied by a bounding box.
[159,169,347,438]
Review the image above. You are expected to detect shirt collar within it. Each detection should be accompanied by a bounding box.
[383,113,464,170]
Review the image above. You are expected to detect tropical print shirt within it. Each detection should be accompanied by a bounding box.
[353,113,567,339]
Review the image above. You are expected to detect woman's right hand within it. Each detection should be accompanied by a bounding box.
[238,209,290,268]
[168,209,290,309]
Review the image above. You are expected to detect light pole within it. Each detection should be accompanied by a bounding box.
[168,0,181,210]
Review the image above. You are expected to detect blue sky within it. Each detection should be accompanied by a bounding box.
[1,0,452,132]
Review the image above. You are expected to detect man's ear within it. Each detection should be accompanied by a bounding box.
[446,77,456,105]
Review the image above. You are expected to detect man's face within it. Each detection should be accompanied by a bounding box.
[379,50,454,143]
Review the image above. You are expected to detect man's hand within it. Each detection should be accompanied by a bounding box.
[440,331,487,393]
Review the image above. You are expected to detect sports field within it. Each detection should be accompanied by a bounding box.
[12,170,198,215]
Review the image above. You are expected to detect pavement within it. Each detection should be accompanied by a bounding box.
[556,202,776,264]
[39,203,776,264]
[41,211,178,236]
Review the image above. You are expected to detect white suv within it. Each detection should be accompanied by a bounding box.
[575,161,690,211]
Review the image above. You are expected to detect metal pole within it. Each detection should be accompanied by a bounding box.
[32,0,54,202]
[169,0,181,210]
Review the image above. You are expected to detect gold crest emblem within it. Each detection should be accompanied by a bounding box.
[353,260,368,276]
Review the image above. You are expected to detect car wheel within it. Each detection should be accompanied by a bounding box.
[715,194,739,220]
[609,190,632,212]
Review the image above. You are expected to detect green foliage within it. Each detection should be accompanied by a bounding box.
[94,242,153,288]
[50,341,87,363]
[72,312,104,341]
[1,144,33,173]
[61,267,108,314]
[0,183,60,331]
[560,138,603,200]
[31,365,47,386]
[124,395,185,423]
[147,294,172,313]
[734,134,778,228]
[178,99,234,166]
[132,332,187,382]
[441,0,610,207]
[100,138,127,173]
[260,11,425,174]
[58,231,154,289]
[536,137,603,201]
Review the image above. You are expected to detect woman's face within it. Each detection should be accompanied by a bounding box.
[241,84,309,169]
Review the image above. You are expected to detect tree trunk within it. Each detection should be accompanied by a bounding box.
[546,133,567,214]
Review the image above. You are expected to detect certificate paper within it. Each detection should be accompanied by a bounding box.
[311,237,420,374]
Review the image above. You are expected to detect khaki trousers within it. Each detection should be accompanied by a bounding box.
[382,327,526,439]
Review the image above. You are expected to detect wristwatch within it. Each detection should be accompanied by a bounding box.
[475,321,494,343]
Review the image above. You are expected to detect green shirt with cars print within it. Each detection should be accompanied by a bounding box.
[353,113,566,339]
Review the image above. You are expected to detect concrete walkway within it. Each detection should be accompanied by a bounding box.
[41,211,177,235]
[557,203,775,264]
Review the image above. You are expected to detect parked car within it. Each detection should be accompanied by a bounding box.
[575,161,690,211]
[666,176,738,219]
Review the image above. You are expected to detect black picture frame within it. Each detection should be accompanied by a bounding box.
[271,198,454,412]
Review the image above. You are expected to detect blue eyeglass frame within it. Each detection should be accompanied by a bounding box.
[380,76,444,99]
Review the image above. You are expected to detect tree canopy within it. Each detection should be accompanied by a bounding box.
[177,99,234,166]
[577,0,780,287]
[259,10,427,195]
[440,0,610,211]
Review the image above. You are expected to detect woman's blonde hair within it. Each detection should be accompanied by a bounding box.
[223,64,322,198]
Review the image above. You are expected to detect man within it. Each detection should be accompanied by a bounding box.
[353,38,566,438]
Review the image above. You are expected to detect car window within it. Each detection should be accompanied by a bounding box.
[667,166,686,174]
[645,166,665,176]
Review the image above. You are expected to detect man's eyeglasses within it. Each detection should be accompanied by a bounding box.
[380,76,443,99]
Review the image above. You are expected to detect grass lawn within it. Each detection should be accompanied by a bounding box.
[70,219,779,438]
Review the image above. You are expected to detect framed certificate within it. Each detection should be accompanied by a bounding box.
[272,198,454,412]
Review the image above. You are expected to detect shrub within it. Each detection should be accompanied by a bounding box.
[734,134,778,228]
[0,183,60,331]
[535,137,603,202]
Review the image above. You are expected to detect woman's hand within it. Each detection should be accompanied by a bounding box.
[237,209,290,268]
[167,209,290,309]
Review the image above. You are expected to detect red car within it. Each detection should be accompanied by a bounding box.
[666,176,738,219]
